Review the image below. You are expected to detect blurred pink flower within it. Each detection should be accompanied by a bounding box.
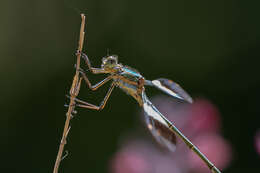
[150,97,221,135]
[110,149,149,173]
[109,139,185,173]
[255,129,260,155]
[109,96,232,173]
[187,134,232,172]
[187,99,221,134]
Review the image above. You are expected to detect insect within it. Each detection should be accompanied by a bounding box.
[72,51,221,173]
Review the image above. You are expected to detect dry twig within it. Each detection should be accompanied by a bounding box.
[53,14,86,173]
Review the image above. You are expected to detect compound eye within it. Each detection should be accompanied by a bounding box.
[107,59,115,64]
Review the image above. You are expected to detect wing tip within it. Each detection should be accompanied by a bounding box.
[152,79,193,104]
[186,97,193,104]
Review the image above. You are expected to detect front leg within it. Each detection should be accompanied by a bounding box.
[79,69,113,91]
[76,51,105,74]
[69,82,115,110]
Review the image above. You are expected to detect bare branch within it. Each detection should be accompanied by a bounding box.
[53,14,86,173]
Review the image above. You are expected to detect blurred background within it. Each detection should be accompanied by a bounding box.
[3,0,260,172]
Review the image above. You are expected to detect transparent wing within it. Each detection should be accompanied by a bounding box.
[151,78,193,103]
[142,92,177,152]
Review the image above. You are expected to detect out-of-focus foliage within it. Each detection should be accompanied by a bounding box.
[3,0,260,172]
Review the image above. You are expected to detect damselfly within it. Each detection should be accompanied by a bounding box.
[72,51,221,173]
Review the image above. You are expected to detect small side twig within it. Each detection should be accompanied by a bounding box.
[53,14,86,173]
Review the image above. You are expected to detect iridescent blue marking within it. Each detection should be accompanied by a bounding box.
[122,67,142,78]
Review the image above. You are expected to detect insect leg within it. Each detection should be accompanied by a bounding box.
[71,82,115,110]
[76,51,105,74]
[79,69,112,91]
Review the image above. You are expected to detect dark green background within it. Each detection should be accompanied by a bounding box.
[3,0,260,172]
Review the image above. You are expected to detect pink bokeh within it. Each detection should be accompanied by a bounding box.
[187,134,232,172]
[109,96,232,173]
[110,150,150,173]
[188,99,221,133]
[255,130,260,155]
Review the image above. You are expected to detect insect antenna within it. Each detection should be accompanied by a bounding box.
[106,48,110,56]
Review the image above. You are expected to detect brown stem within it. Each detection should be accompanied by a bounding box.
[53,14,86,173]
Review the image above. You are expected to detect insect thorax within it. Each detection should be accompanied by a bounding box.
[114,66,145,106]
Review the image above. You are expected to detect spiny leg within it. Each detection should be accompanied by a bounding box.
[78,69,112,91]
[70,76,82,96]
[76,51,105,74]
[73,83,115,110]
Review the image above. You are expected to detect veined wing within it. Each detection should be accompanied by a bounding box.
[142,92,222,173]
[151,78,193,103]
[142,92,177,152]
